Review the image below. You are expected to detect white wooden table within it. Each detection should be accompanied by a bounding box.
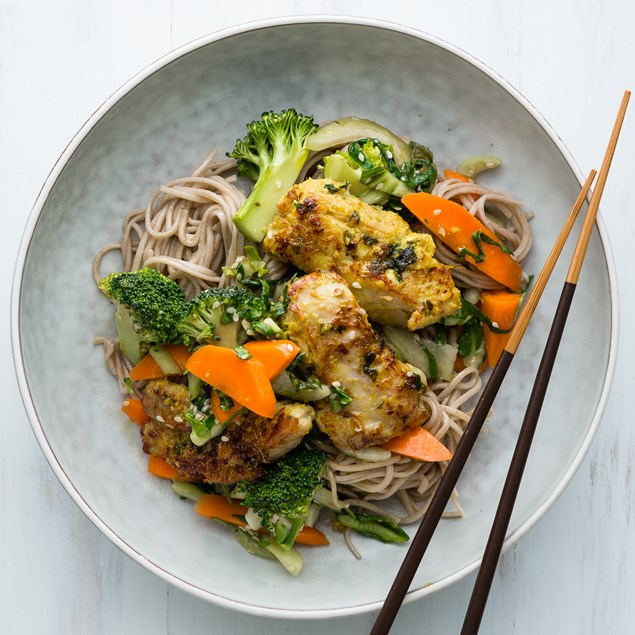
[2,2,633,633]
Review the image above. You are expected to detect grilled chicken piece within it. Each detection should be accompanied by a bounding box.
[283,272,431,451]
[140,383,314,483]
[142,379,191,431]
[263,178,460,330]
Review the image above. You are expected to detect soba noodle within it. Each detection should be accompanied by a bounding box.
[93,146,532,554]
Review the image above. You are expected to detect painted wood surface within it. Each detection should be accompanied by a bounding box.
[1,1,633,633]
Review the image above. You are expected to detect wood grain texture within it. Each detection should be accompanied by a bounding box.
[1,1,634,634]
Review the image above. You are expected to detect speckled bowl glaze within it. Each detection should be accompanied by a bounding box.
[12,16,616,619]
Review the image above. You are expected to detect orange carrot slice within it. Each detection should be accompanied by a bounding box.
[211,390,245,424]
[443,169,470,182]
[129,354,164,381]
[480,290,523,367]
[380,426,453,462]
[185,345,276,418]
[244,339,301,380]
[194,494,248,527]
[121,398,149,425]
[165,344,191,372]
[401,192,523,292]
[295,526,330,546]
[147,455,179,479]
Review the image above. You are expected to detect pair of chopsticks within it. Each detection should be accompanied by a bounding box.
[370,90,630,635]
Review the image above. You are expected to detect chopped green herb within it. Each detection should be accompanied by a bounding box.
[458,230,513,263]
[324,181,349,194]
[328,384,352,412]
[234,345,252,360]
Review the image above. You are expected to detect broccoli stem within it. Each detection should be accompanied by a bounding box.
[265,542,304,576]
[234,153,310,242]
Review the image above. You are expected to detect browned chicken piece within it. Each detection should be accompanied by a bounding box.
[263,178,461,330]
[142,379,191,431]
[140,388,314,483]
[283,271,431,451]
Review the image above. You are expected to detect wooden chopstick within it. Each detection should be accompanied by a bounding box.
[460,89,630,635]
[369,170,595,635]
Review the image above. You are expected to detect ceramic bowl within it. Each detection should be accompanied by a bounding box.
[12,16,616,618]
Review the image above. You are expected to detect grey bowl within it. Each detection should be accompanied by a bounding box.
[12,16,616,618]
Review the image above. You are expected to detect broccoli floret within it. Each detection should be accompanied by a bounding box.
[238,446,327,551]
[228,108,319,242]
[98,268,188,364]
[177,286,269,348]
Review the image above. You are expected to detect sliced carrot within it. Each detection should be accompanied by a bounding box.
[211,390,245,424]
[443,169,470,182]
[480,290,523,367]
[295,525,330,546]
[129,353,164,381]
[186,345,276,418]
[194,493,248,527]
[121,398,149,425]
[147,455,179,479]
[401,192,523,292]
[129,345,190,381]
[165,344,191,372]
[244,339,301,380]
[380,426,453,462]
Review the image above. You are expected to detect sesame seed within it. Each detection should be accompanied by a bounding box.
[226,307,236,314]
[438,227,446,236]
[351,281,362,289]
[386,150,393,159]
[212,301,221,309]
[220,435,229,442]
[332,381,341,388]
[156,415,165,423]
[246,329,255,336]
[381,295,393,302]
[364,177,372,185]
[492,321,499,329]
[358,152,365,162]
[174,416,183,423]
[354,425,363,432]
[266,230,273,240]
[433,209,442,216]
[122,400,130,407]
[376,182,384,190]
[232,313,239,322]
[406,371,414,377]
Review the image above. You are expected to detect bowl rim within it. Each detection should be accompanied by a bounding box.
[11,14,619,619]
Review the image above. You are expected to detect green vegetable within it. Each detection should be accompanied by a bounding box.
[397,140,437,193]
[457,230,513,264]
[228,108,319,242]
[264,541,304,576]
[458,320,487,369]
[172,481,204,502]
[441,295,511,334]
[98,268,188,364]
[271,370,331,402]
[307,116,413,165]
[237,446,327,551]
[456,154,502,178]
[233,345,252,360]
[233,528,276,560]
[328,384,352,412]
[177,286,269,349]
[336,511,409,544]
[149,345,182,375]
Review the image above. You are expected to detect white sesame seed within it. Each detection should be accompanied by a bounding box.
[438,227,446,236]
[122,399,130,407]
[376,182,384,190]
[492,321,499,329]
[354,425,363,432]
[386,150,393,159]
[174,416,183,423]
[332,381,341,388]
[433,209,442,216]
[246,330,255,336]
[232,313,240,322]
[266,230,274,240]
[212,301,221,309]
[242,319,251,330]
[406,371,414,377]
[226,307,236,314]
[364,177,372,185]
[156,415,165,423]
[220,435,229,442]
[351,281,362,289]
[358,152,365,162]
